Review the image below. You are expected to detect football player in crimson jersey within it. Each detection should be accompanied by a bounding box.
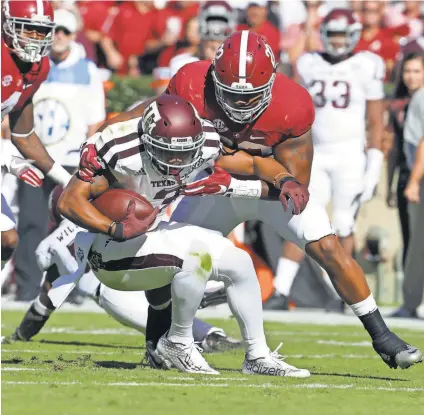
[1,0,71,185]
[1,0,71,261]
[271,9,386,311]
[77,31,422,370]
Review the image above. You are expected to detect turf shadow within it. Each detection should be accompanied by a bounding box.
[94,360,140,370]
[312,371,408,382]
[37,339,144,350]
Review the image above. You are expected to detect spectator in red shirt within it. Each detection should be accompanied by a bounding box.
[355,1,400,79]
[157,17,201,67]
[144,1,200,56]
[237,0,281,60]
[384,1,423,41]
[77,1,119,66]
[100,1,157,75]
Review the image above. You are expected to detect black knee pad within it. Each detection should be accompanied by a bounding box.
[1,246,15,262]
[45,265,60,284]
[145,284,171,308]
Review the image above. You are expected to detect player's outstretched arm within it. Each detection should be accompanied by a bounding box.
[9,100,71,186]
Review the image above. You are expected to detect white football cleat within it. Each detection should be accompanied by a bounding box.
[243,343,311,378]
[156,334,220,375]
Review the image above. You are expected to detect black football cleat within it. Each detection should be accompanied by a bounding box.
[263,292,289,311]
[373,332,423,369]
[199,287,227,309]
[143,340,171,370]
[1,331,23,344]
[200,329,243,353]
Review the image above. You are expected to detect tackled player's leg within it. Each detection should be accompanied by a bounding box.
[84,222,310,377]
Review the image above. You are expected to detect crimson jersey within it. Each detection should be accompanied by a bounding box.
[166,60,314,156]
[1,39,50,119]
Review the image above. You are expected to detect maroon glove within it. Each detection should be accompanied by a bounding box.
[112,200,159,241]
[183,166,232,196]
[78,144,102,183]
[279,177,309,215]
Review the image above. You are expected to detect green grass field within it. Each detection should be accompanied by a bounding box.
[1,310,423,415]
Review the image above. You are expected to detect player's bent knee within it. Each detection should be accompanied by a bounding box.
[217,246,256,284]
[1,229,18,250]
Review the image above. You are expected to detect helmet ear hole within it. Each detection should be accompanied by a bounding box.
[164,120,168,127]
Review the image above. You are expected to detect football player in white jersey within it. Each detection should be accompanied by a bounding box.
[3,185,242,354]
[265,8,386,311]
[51,94,310,377]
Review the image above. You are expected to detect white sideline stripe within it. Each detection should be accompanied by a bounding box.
[3,381,424,392]
[2,349,118,355]
[0,349,378,359]
[238,31,249,83]
[1,368,39,371]
[3,327,421,341]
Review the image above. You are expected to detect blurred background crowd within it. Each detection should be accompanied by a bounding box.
[1,0,424,317]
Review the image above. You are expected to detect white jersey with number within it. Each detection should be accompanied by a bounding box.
[91,116,221,227]
[296,51,385,149]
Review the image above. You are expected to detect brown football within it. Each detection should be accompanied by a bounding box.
[91,188,154,222]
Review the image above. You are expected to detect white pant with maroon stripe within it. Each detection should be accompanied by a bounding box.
[309,144,366,238]
[89,221,234,292]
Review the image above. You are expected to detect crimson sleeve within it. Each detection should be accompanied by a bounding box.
[290,88,315,138]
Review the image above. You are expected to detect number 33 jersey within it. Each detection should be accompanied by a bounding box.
[90,117,221,217]
[296,51,385,149]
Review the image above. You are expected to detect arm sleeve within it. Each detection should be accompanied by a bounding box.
[86,62,106,126]
[364,54,386,101]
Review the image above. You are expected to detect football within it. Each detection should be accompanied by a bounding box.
[91,188,154,222]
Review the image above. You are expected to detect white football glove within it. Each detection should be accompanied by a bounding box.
[360,148,384,204]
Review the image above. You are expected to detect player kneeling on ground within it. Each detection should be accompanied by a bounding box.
[54,94,310,377]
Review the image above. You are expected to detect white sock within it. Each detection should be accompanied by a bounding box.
[168,270,208,346]
[273,258,300,296]
[321,269,340,299]
[215,247,269,359]
[349,294,378,317]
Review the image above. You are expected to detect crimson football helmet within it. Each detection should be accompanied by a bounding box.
[212,30,277,124]
[2,0,55,63]
[320,9,362,57]
[198,1,236,41]
[141,95,206,177]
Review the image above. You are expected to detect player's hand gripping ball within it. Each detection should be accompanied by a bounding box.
[92,188,159,241]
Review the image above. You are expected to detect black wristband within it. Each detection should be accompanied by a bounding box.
[113,223,124,241]
[279,176,299,189]
[268,183,281,200]
[108,221,116,236]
